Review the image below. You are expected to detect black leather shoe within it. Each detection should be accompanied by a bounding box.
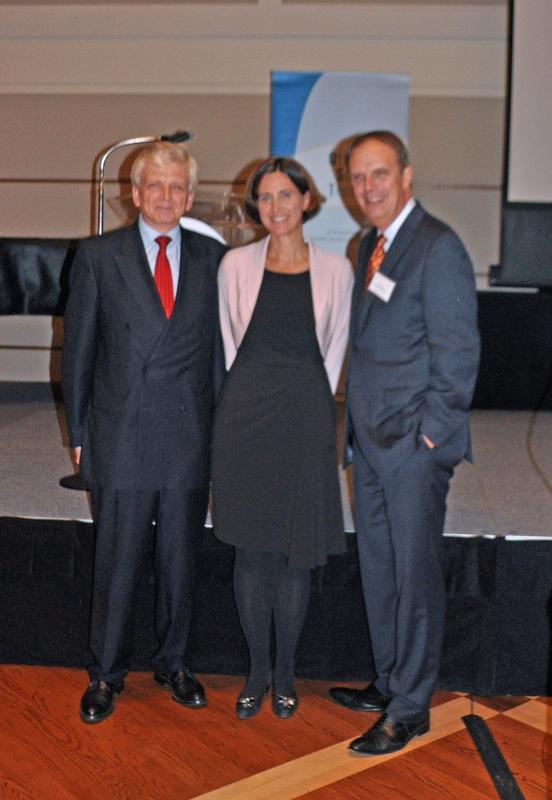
[329,684,390,712]
[154,669,206,708]
[349,713,430,756]
[80,679,124,724]
[272,692,298,719]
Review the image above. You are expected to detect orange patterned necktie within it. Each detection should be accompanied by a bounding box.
[364,233,386,291]
[154,235,174,318]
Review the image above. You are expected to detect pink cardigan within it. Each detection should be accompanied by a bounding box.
[218,236,354,393]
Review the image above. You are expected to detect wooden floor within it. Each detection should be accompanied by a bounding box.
[1,665,550,799]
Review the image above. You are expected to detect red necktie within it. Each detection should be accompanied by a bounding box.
[154,235,174,318]
[364,233,386,291]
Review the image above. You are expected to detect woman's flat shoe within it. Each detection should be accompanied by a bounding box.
[236,688,268,720]
[272,692,298,719]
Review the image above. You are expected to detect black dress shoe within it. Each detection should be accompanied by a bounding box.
[272,692,298,720]
[349,713,430,756]
[329,684,390,712]
[80,679,124,724]
[154,669,206,708]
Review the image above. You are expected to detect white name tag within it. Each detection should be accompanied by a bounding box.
[368,271,396,303]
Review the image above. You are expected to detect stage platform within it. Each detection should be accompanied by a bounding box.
[1,382,551,697]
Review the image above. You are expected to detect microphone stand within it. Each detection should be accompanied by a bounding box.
[60,130,192,491]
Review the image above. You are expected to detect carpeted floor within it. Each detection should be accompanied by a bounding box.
[1,381,552,538]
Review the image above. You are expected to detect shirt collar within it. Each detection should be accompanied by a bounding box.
[381,198,416,250]
[138,216,181,248]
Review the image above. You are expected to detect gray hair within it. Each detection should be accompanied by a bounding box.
[130,141,198,192]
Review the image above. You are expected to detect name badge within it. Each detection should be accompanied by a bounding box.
[368,271,396,303]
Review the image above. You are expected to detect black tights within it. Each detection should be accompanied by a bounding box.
[233,547,311,698]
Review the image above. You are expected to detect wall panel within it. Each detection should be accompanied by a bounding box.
[0,94,504,273]
[0,2,508,379]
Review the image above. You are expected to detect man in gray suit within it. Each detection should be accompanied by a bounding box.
[330,131,480,755]
[63,141,226,723]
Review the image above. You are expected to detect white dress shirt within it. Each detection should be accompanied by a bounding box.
[382,198,417,251]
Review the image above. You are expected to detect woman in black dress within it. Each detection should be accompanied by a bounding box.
[211,157,353,718]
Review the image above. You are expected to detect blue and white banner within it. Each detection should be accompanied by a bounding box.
[271,71,410,256]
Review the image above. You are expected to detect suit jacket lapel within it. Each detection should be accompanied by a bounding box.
[113,222,167,327]
[173,229,208,320]
[144,229,208,360]
[378,203,425,282]
[354,204,425,339]
[174,229,190,307]
[352,229,377,339]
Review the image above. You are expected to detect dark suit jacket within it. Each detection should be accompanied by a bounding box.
[345,202,480,468]
[62,221,226,490]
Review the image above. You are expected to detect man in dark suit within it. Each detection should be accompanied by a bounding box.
[330,131,480,754]
[62,141,226,724]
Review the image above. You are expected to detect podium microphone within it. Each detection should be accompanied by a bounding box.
[160,130,193,143]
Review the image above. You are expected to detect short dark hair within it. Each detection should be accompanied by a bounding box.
[245,156,323,225]
[345,130,410,172]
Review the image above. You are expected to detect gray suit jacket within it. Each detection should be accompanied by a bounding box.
[345,202,480,468]
[62,221,226,489]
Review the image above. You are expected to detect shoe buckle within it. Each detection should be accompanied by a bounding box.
[276,695,296,709]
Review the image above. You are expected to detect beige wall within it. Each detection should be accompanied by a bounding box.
[0,93,504,272]
[0,1,507,380]
[0,94,268,238]
[0,1,507,263]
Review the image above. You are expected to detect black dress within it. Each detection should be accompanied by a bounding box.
[211,269,345,569]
